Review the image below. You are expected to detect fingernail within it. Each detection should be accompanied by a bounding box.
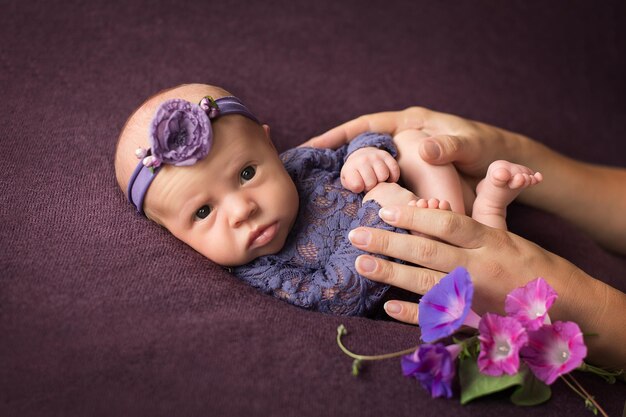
[384,301,402,315]
[348,228,371,246]
[356,255,377,273]
[423,140,441,160]
[379,207,398,222]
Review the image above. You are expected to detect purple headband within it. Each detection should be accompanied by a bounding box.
[127,95,260,215]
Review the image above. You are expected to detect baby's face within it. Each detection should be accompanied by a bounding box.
[146,116,299,266]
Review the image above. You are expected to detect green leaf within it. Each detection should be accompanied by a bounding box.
[510,368,551,406]
[584,398,598,415]
[459,357,525,405]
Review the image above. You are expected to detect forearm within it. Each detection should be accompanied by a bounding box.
[504,134,626,253]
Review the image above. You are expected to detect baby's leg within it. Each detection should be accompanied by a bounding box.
[472,160,543,230]
[393,129,472,214]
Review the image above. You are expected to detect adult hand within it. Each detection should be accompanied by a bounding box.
[302,107,531,180]
[347,205,626,368]
[348,205,574,320]
[306,106,626,253]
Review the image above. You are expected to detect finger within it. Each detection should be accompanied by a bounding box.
[383,154,401,183]
[418,134,473,166]
[372,159,391,183]
[384,300,419,325]
[341,170,365,193]
[358,166,379,191]
[303,115,375,149]
[349,227,468,272]
[377,205,487,249]
[305,108,428,148]
[355,254,445,295]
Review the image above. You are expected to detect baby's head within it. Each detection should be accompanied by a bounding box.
[115,84,299,266]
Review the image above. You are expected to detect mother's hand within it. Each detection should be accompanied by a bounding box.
[348,205,585,325]
[309,106,626,254]
[348,205,626,369]
[302,106,532,180]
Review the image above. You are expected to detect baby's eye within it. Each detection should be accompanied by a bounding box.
[240,165,256,182]
[195,205,212,220]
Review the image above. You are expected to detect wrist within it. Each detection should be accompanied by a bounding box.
[560,267,626,369]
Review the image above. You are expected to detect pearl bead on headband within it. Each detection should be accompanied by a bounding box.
[127,95,260,216]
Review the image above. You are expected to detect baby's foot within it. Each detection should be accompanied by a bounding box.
[472,160,543,230]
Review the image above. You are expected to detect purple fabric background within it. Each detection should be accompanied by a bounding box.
[1,1,625,415]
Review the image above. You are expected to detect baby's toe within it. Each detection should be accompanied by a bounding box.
[427,198,440,209]
[490,167,512,187]
[509,173,528,189]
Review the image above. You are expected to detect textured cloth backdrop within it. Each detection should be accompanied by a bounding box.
[1,1,625,416]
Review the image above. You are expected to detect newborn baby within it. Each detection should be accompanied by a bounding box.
[115,84,542,315]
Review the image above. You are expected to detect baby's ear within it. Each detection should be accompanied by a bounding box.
[261,124,277,152]
[262,124,271,138]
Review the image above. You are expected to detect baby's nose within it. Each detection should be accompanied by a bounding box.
[227,194,257,227]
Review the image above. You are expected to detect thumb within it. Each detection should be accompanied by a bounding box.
[384,300,419,325]
[418,134,467,165]
[301,130,345,149]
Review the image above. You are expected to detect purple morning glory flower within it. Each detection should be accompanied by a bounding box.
[520,321,587,385]
[477,313,528,376]
[418,267,481,342]
[149,99,212,167]
[505,277,557,331]
[402,343,461,399]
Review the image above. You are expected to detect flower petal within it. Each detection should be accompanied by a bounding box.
[505,277,557,331]
[520,321,587,385]
[477,313,528,376]
[402,343,459,398]
[419,267,477,342]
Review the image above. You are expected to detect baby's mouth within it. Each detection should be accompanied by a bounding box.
[247,222,279,249]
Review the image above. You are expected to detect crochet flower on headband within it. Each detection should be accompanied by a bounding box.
[127,94,259,215]
[135,96,219,169]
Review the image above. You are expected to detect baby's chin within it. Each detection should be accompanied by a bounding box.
[205,239,286,268]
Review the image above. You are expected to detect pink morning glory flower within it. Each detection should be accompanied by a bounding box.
[418,267,481,342]
[521,321,587,385]
[505,277,557,331]
[477,313,528,376]
[401,343,462,399]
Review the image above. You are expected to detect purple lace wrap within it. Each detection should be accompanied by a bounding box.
[233,132,405,316]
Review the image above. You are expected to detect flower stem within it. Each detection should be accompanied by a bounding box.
[577,361,623,383]
[336,325,418,361]
[560,374,608,417]
[559,376,587,402]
